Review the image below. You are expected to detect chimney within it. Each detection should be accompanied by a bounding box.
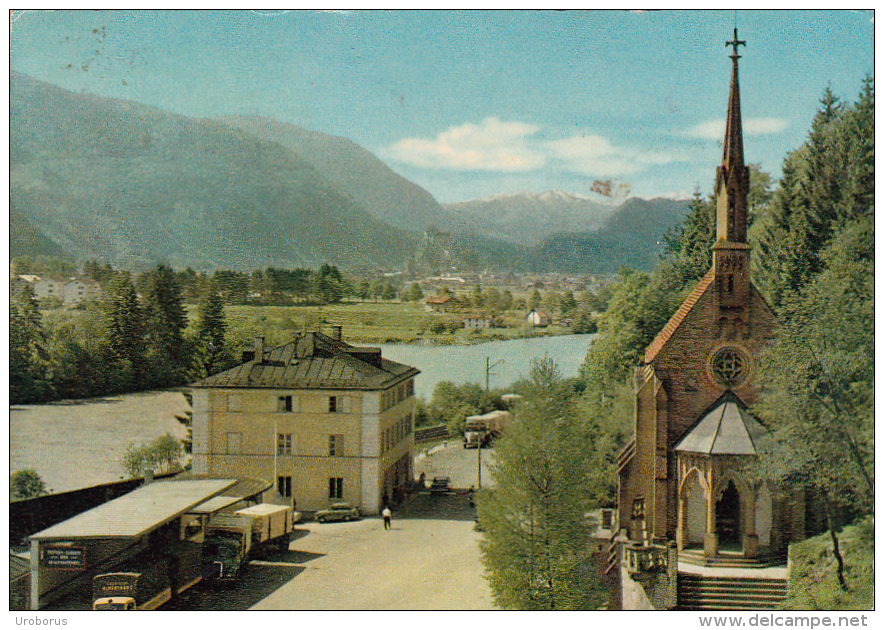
[255,337,265,363]
[332,325,343,341]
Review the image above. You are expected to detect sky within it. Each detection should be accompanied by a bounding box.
[8,9,875,204]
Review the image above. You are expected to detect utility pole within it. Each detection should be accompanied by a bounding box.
[485,357,504,392]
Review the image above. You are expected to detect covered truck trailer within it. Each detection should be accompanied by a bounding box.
[234,504,298,553]
[462,410,512,448]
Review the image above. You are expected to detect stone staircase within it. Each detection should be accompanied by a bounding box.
[677,573,788,610]
[679,549,769,568]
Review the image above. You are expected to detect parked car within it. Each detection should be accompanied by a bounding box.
[430,476,452,494]
[315,503,361,523]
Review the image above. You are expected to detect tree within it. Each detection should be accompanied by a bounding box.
[10,469,47,500]
[315,264,344,304]
[559,290,578,315]
[194,278,230,376]
[10,284,49,403]
[471,283,485,308]
[407,282,424,302]
[143,264,188,387]
[357,279,371,302]
[381,281,397,301]
[478,359,610,609]
[122,434,184,478]
[528,289,542,310]
[102,272,146,391]
[754,216,874,513]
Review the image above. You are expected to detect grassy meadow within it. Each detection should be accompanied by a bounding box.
[221,300,571,349]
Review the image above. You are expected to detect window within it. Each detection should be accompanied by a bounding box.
[278,395,293,412]
[406,380,414,397]
[727,275,734,294]
[328,396,337,413]
[329,434,344,456]
[227,394,241,412]
[277,476,292,498]
[277,433,292,455]
[328,477,343,499]
[226,432,242,455]
[711,347,747,386]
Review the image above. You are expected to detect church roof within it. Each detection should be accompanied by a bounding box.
[674,392,767,455]
[190,332,419,391]
[644,269,715,363]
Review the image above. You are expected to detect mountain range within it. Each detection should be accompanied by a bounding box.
[9,71,689,274]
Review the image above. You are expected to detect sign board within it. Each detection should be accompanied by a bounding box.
[42,545,85,569]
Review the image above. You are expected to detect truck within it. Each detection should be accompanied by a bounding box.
[202,514,253,584]
[92,540,203,610]
[462,410,512,448]
[234,503,298,554]
[202,504,298,585]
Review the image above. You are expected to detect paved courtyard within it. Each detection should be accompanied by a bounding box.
[176,445,496,610]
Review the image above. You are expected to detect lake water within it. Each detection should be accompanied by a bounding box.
[9,334,596,493]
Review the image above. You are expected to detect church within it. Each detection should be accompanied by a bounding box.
[611,31,808,609]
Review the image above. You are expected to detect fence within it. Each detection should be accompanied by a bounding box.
[414,424,449,443]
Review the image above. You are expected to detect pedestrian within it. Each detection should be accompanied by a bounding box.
[382,505,392,530]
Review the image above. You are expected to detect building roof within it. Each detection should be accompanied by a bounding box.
[30,479,236,540]
[674,392,767,456]
[190,331,419,391]
[426,295,453,304]
[644,269,715,363]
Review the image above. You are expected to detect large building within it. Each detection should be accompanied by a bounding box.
[189,330,419,515]
[613,31,806,609]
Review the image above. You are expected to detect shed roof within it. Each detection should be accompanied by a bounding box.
[190,332,418,391]
[30,479,236,540]
[674,392,767,456]
[189,495,244,515]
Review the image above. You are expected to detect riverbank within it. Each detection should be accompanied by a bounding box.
[223,301,582,348]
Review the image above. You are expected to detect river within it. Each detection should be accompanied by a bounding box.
[9,334,595,493]
[379,333,597,399]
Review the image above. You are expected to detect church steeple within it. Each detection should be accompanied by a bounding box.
[715,28,750,244]
[712,28,751,309]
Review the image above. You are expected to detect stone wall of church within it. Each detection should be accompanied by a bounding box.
[644,282,777,538]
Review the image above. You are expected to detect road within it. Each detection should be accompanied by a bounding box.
[415,441,497,490]
[176,445,496,610]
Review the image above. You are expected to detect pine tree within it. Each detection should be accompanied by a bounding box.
[194,278,229,376]
[102,272,146,391]
[143,264,188,387]
[10,284,49,403]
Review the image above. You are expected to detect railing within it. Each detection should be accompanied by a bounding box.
[414,424,449,443]
[605,533,620,576]
[617,438,636,472]
[623,543,669,574]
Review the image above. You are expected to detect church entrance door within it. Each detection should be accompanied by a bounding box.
[715,480,741,549]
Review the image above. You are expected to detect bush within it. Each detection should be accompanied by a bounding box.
[122,433,183,478]
[10,469,47,499]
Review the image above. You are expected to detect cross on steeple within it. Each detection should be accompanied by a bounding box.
[726,28,746,59]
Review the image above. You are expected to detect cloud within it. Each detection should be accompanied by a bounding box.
[546,134,682,177]
[687,117,789,139]
[386,119,684,179]
[386,118,545,172]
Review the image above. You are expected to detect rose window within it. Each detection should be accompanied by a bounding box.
[711,348,747,386]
